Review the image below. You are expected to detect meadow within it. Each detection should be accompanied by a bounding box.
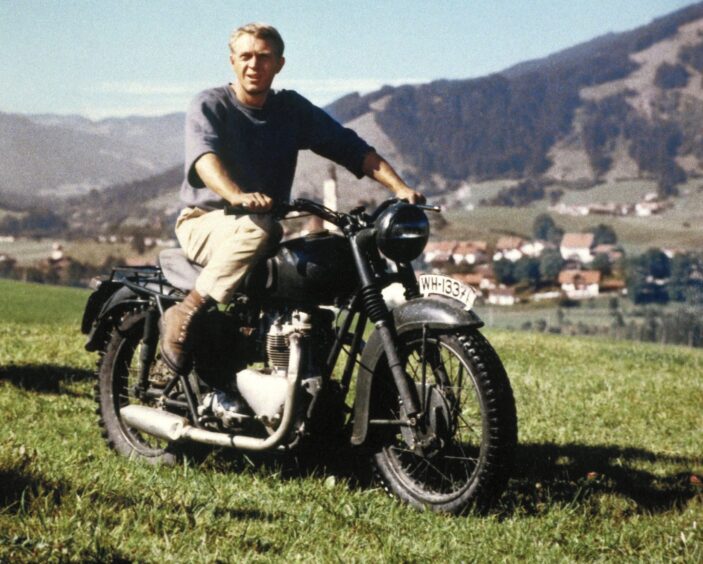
[0,278,701,561]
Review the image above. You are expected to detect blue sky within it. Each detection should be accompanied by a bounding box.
[0,0,695,119]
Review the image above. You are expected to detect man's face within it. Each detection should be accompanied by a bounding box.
[230,34,285,98]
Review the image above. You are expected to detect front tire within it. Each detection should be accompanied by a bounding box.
[370,330,517,514]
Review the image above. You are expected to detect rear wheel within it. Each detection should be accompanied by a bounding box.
[96,309,199,465]
[370,330,517,514]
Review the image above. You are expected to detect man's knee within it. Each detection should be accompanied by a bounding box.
[248,215,283,252]
[214,215,282,256]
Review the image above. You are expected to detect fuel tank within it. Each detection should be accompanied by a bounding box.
[241,231,359,305]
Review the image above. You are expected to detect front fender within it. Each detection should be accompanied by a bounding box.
[393,296,484,333]
[350,297,483,446]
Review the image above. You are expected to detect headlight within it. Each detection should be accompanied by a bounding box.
[375,202,430,262]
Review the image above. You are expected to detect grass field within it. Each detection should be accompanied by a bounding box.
[0,279,701,561]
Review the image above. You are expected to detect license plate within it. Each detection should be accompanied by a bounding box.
[418,274,478,310]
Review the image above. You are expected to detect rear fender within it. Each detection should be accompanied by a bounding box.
[83,285,148,352]
[350,297,483,446]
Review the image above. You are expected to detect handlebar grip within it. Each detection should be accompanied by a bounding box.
[224,205,248,216]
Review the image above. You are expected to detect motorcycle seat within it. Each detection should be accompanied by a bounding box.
[158,248,201,292]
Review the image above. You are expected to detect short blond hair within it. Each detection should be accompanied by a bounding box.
[229,23,284,59]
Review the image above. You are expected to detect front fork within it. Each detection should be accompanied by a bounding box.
[349,233,422,427]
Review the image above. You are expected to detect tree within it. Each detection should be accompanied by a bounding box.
[514,256,540,288]
[591,253,612,276]
[539,249,564,283]
[642,248,671,280]
[589,223,618,245]
[493,258,515,285]
[548,189,564,206]
[626,250,670,304]
[654,62,690,89]
[669,253,692,302]
[533,213,556,241]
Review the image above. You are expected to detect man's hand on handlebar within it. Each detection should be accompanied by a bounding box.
[228,192,274,212]
[394,185,426,205]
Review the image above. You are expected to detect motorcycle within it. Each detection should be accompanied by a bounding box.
[81,198,517,514]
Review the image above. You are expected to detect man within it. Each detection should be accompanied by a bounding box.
[161,22,424,379]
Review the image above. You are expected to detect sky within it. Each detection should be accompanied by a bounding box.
[0,0,697,119]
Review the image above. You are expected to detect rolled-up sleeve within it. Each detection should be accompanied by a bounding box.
[184,91,225,188]
[298,95,374,179]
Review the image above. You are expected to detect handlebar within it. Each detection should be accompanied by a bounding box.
[225,198,341,224]
[224,197,441,227]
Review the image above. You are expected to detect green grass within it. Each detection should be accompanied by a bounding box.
[1,279,702,561]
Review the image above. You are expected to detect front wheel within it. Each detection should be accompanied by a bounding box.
[369,330,517,514]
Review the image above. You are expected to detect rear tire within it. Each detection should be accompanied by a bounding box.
[96,309,202,465]
[370,330,517,514]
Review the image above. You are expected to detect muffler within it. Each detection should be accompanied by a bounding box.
[120,333,303,451]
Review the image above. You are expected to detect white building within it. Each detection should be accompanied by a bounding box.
[558,270,601,299]
[560,233,595,263]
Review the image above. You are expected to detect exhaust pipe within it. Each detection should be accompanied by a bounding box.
[120,333,303,451]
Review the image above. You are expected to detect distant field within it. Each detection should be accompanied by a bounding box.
[438,179,703,253]
[0,279,701,561]
[0,238,161,267]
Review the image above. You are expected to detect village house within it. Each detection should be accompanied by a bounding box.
[591,244,624,263]
[558,269,601,299]
[560,233,595,263]
[550,203,590,217]
[424,240,457,265]
[493,236,525,262]
[452,241,488,265]
[520,239,549,258]
[635,201,667,217]
[450,271,496,294]
[487,286,518,306]
[473,264,497,291]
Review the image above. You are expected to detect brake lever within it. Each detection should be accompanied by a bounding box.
[416,204,442,213]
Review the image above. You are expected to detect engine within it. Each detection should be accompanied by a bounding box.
[236,308,335,431]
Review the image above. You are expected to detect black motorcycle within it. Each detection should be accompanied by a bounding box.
[81,198,517,514]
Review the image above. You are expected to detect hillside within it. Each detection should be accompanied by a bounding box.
[0,112,183,205]
[61,165,184,235]
[0,278,701,560]
[325,2,703,190]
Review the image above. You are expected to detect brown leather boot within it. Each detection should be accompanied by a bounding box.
[160,289,211,374]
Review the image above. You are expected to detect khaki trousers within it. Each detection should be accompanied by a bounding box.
[175,207,280,303]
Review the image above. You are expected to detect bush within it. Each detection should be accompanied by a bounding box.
[654,62,690,89]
